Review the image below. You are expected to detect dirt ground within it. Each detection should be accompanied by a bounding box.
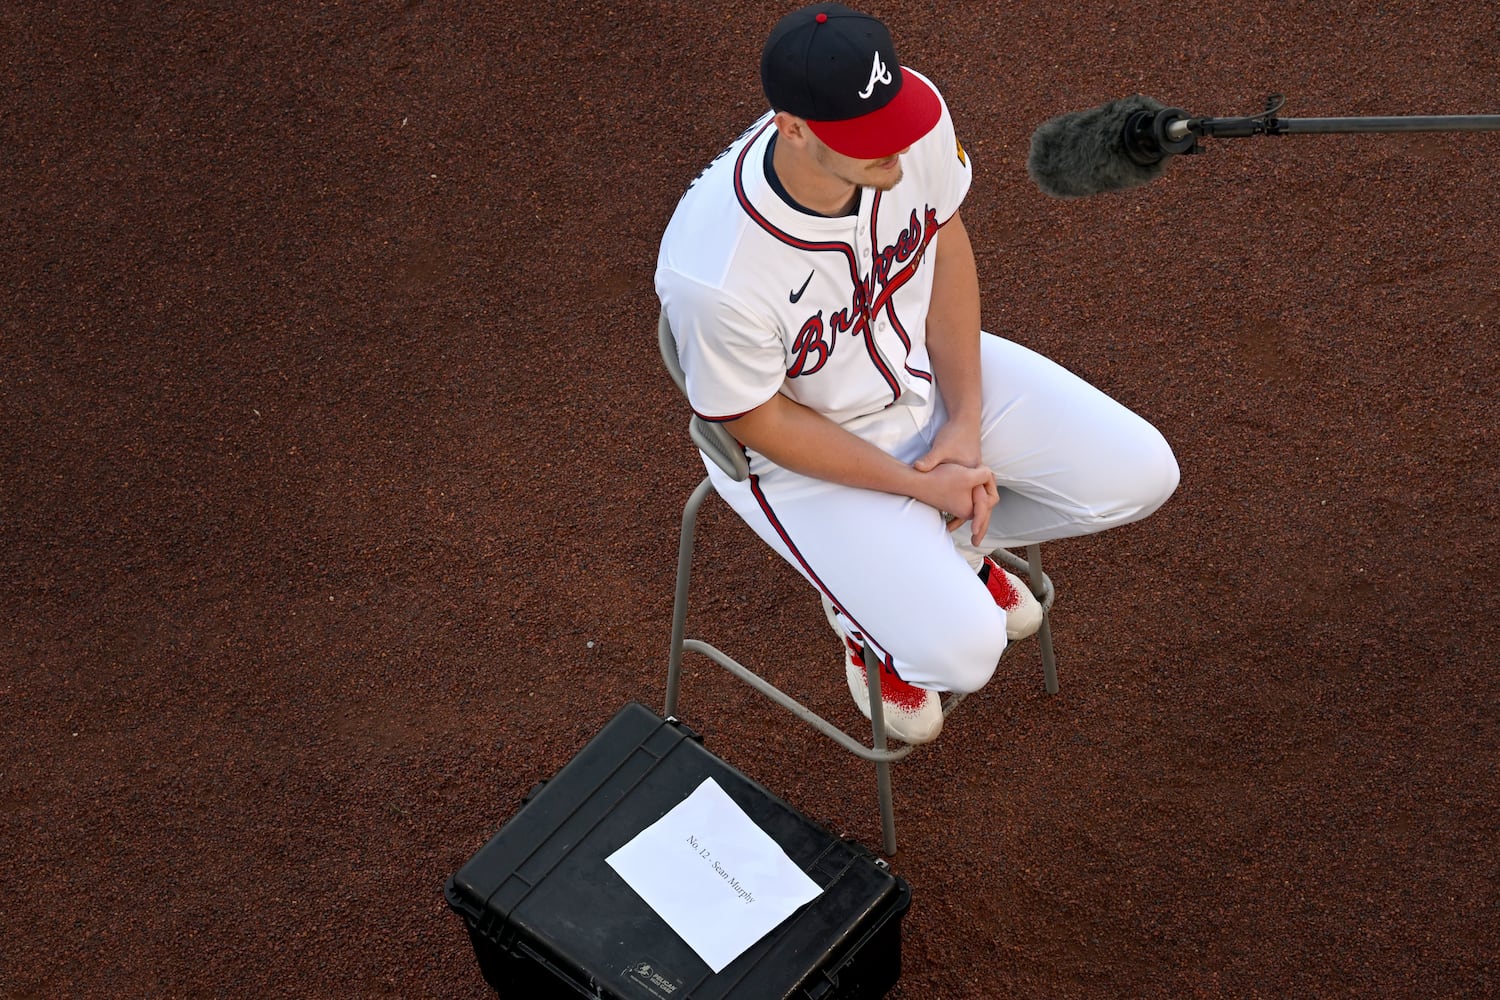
[3,2,1496,998]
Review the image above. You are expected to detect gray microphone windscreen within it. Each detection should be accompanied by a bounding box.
[1027,94,1171,198]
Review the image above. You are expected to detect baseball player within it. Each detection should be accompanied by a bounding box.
[656,3,1179,743]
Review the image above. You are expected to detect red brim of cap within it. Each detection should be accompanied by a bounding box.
[804,67,942,160]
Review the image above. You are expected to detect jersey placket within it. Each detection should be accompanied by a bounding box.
[855,204,903,408]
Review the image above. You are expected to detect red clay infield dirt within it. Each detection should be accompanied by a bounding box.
[2,2,1496,998]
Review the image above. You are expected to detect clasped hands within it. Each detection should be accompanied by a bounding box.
[913,425,997,546]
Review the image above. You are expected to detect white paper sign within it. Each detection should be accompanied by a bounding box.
[605,777,823,973]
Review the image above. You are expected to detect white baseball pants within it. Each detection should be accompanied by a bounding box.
[704,333,1179,694]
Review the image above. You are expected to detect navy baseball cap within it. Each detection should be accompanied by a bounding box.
[760,3,941,159]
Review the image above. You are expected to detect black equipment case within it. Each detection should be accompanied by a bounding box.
[445,702,911,999]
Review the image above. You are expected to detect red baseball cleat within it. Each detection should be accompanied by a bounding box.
[982,555,1043,640]
[822,596,943,744]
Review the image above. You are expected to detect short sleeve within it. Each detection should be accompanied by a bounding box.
[657,270,786,421]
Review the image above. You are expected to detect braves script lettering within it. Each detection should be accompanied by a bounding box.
[786,205,940,378]
[788,313,829,377]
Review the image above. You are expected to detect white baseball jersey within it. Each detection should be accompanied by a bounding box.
[656,69,972,431]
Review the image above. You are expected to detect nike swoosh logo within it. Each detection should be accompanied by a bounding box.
[789,271,813,304]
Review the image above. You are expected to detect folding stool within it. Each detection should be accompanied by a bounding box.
[658,309,1057,854]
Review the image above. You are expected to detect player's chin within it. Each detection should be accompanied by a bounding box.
[866,160,904,190]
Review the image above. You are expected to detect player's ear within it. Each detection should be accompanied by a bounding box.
[772,111,811,146]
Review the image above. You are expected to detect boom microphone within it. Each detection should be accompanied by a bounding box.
[1027,93,1500,198]
[1026,94,1195,199]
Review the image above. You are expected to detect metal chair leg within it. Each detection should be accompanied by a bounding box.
[1026,544,1059,695]
[875,761,897,857]
[864,641,898,856]
[1036,618,1059,696]
[665,477,714,719]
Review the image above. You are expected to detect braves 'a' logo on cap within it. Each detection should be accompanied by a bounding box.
[858,52,892,100]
